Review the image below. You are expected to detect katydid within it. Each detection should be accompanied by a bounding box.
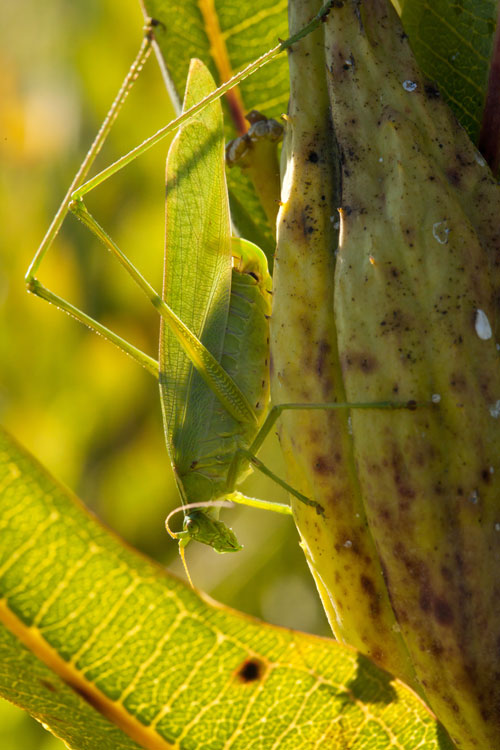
[26,9,419,584]
[26,2,337,372]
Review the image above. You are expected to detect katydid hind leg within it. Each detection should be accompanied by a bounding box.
[236,399,423,514]
[248,399,420,457]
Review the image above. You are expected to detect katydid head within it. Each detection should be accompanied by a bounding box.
[165,500,243,587]
[182,509,242,553]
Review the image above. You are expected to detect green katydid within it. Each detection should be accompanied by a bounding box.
[26,8,418,584]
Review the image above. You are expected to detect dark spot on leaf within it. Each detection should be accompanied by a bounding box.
[379,505,391,521]
[360,357,376,372]
[316,340,331,376]
[307,151,319,163]
[71,683,102,711]
[314,455,335,475]
[368,648,386,669]
[434,597,454,625]
[341,352,378,373]
[424,83,440,99]
[441,565,453,582]
[360,574,375,595]
[236,658,264,683]
[299,209,314,237]
[39,679,57,693]
[391,447,416,500]
[481,468,492,483]
[360,574,380,616]
[420,588,432,613]
[394,544,429,584]
[430,640,444,656]
[446,168,461,186]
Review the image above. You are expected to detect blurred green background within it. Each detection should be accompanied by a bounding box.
[0,0,328,745]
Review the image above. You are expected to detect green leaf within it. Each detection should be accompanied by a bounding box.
[142,0,288,114]
[160,59,233,482]
[397,0,498,142]
[140,0,290,258]
[0,427,454,749]
[0,623,142,750]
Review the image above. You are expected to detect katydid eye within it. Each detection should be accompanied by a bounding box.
[185,517,198,533]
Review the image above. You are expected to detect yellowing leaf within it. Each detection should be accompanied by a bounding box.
[0,427,454,749]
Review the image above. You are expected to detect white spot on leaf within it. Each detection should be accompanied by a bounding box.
[475,309,492,340]
[403,80,417,91]
[432,221,450,244]
[432,394,441,403]
[469,490,479,504]
[489,400,500,418]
